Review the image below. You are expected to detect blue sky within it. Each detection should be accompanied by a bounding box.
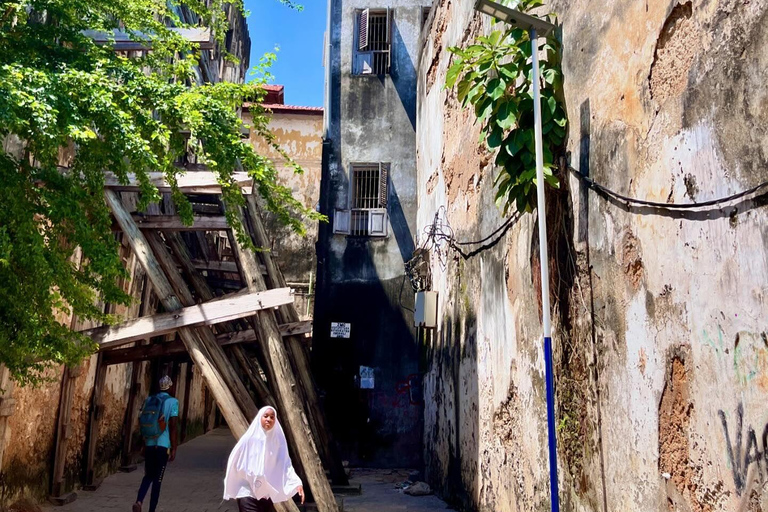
[244,0,326,107]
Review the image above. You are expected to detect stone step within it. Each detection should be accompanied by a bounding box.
[331,484,362,495]
[300,496,345,512]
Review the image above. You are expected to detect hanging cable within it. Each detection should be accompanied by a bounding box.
[568,166,768,210]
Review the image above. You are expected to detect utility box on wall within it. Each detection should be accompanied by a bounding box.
[414,291,438,328]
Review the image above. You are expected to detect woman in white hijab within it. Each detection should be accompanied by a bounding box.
[223,406,305,511]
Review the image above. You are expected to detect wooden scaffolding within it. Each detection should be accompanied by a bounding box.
[47,174,348,512]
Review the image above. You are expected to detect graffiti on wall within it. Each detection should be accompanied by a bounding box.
[702,326,768,389]
[718,402,768,496]
[368,374,423,410]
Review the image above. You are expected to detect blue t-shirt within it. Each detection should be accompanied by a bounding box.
[144,392,179,449]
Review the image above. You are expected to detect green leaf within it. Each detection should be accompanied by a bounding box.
[505,130,524,157]
[457,77,473,103]
[488,78,505,101]
[487,127,504,148]
[476,97,494,122]
[445,60,464,89]
[488,30,503,47]
[496,101,517,130]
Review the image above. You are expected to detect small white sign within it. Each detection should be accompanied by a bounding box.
[360,366,375,389]
[330,322,351,338]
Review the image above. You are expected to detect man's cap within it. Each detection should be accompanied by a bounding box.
[159,375,173,391]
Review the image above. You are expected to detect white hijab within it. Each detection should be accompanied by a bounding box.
[223,406,302,502]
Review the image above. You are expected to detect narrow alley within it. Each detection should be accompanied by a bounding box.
[41,429,449,512]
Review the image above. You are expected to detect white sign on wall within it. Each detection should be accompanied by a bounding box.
[360,366,375,389]
[330,322,351,338]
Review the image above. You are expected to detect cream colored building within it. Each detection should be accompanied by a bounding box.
[243,85,323,319]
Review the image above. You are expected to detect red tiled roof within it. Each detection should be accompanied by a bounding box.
[243,102,323,115]
[262,103,323,114]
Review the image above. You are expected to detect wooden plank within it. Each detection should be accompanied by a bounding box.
[83,27,214,50]
[0,365,15,474]
[167,233,216,302]
[83,288,293,348]
[102,322,308,365]
[228,202,339,512]
[105,190,252,438]
[279,320,313,337]
[84,353,107,489]
[180,362,194,442]
[190,259,241,274]
[141,230,259,426]
[104,172,252,195]
[113,215,230,232]
[51,365,80,497]
[245,196,349,486]
[231,345,273,408]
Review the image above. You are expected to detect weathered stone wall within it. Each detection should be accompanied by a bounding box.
[313,0,433,468]
[244,107,323,319]
[417,0,768,510]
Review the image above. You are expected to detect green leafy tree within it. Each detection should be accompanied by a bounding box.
[0,0,319,384]
[445,0,566,214]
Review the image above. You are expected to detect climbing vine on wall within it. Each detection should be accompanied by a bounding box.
[445,0,566,214]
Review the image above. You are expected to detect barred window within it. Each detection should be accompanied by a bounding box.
[354,9,391,76]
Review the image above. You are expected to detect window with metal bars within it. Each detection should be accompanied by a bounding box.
[334,163,389,237]
[354,9,391,75]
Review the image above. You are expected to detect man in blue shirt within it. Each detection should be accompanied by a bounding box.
[133,376,179,512]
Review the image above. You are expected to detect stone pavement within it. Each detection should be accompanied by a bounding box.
[43,429,450,512]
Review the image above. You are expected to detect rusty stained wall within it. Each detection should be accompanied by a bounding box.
[244,108,323,318]
[417,0,768,511]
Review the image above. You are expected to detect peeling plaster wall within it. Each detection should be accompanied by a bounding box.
[417,0,768,511]
[245,109,323,319]
[312,0,432,468]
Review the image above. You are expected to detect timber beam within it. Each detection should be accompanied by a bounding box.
[82,288,293,348]
[104,171,252,195]
[112,215,230,232]
[101,322,312,365]
[106,190,253,438]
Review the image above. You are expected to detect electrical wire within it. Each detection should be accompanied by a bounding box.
[568,166,768,210]
[405,165,768,289]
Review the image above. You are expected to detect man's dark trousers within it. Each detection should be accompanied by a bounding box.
[136,446,169,512]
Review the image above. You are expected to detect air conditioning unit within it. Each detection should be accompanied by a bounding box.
[414,291,438,328]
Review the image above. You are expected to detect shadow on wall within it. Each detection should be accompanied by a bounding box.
[312,183,422,466]
[314,152,422,468]
[391,20,417,132]
[422,257,482,511]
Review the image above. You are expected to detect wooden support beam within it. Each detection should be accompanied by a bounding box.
[190,259,244,274]
[113,215,230,232]
[231,346,273,408]
[244,196,348,486]
[83,287,293,348]
[105,190,252,438]
[228,203,339,512]
[180,362,194,442]
[51,365,82,498]
[120,274,154,470]
[0,365,16,475]
[84,353,107,489]
[104,172,252,195]
[142,231,259,423]
[101,323,310,365]
[83,27,214,50]
[143,229,300,512]
[166,233,216,302]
